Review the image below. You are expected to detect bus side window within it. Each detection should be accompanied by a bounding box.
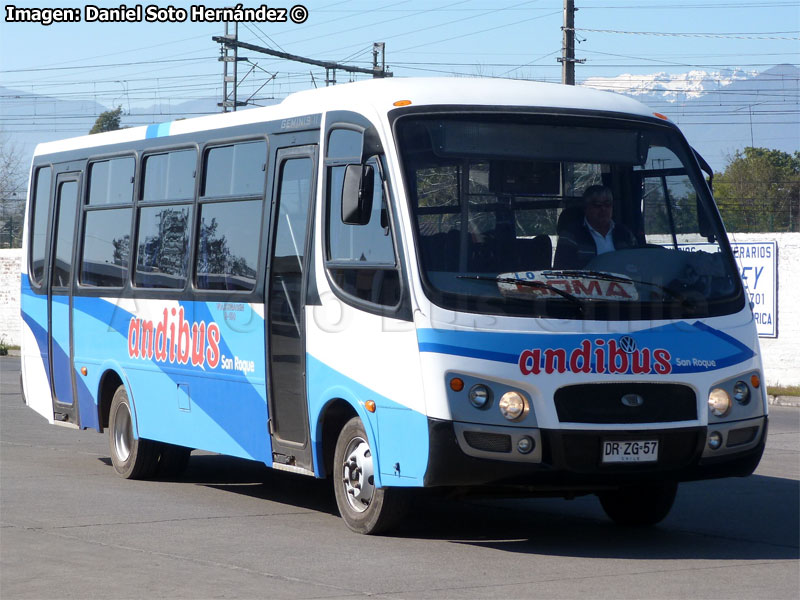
[80,157,134,288]
[196,140,266,292]
[134,149,197,289]
[29,166,52,286]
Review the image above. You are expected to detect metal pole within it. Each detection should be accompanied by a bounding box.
[562,0,575,85]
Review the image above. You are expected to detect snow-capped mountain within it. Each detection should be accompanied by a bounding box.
[582,68,758,102]
[581,64,799,170]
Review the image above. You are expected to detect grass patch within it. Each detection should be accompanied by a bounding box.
[767,385,800,397]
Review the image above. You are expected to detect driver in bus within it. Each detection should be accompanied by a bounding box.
[553,185,637,269]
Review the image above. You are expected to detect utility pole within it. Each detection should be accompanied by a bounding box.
[218,22,247,111]
[372,43,386,76]
[213,36,392,88]
[558,0,584,85]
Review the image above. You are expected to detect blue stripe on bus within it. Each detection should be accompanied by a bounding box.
[417,321,755,374]
[20,302,100,430]
[417,342,518,365]
[145,122,171,139]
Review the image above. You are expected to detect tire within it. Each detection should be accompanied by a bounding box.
[108,386,160,479]
[156,443,192,479]
[598,481,678,527]
[332,417,407,535]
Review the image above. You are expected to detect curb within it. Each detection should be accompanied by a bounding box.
[768,395,800,408]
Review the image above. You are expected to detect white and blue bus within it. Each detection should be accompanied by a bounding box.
[20,78,767,533]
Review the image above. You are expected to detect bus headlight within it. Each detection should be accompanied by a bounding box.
[499,391,528,421]
[468,384,491,409]
[708,388,731,417]
[733,381,751,405]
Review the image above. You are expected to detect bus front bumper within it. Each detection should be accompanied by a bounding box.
[422,417,767,490]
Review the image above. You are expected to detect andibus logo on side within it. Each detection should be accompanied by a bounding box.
[518,338,672,376]
[127,307,221,369]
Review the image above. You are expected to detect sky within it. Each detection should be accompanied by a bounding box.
[0,1,798,143]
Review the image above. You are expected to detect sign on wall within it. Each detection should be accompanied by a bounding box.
[730,241,777,338]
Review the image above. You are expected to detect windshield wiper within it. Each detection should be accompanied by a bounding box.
[456,274,584,313]
[544,269,687,304]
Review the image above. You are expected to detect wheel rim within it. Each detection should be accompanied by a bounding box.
[341,435,375,513]
[112,401,133,462]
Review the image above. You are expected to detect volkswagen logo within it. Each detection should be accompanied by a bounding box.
[621,393,645,408]
[619,336,637,353]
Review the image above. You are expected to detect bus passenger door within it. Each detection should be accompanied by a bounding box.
[47,173,80,425]
[266,145,317,472]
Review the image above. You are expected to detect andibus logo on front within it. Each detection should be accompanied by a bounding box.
[127,307,221,369]
[518,338,673,376]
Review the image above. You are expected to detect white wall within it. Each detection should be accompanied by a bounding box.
[0,248,22,348]
[728,232,800,386]
[1,235,798,384]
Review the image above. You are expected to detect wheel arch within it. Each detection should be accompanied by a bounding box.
[311,391,380,485]
[96,361,139,438]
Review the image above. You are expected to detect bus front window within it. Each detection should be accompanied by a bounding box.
[396,115,744,320]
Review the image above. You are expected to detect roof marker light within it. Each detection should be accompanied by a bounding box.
[654,112,670,121]
[393,100,412,107]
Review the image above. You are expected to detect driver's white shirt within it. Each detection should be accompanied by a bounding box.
[584,218,616,255]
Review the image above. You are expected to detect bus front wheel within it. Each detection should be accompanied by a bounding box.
[597,481,678,527]
[108,386,160,479]
[332,417,406,534]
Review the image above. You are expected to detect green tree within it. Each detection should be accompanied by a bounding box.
[0,129,26,248]
[89,106,123,134]
[714,147,800,232]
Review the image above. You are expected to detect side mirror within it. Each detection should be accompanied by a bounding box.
[341,164,374,225]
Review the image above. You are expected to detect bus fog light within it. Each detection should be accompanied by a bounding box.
[468,384,491,409]
[499,391,527,421]
[708,431,723,450]
[517,436,535,454]
[708,388,731,417]
[733,381,750,405]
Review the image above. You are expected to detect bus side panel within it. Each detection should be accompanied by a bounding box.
[20,275,54,423]
[71,296,270,462]
[188,300,269,462]
[305,303,428,487]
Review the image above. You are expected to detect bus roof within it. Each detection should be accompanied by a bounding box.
[33,77,657,158]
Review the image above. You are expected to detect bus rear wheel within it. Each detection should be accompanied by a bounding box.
[332,417,406,535]
[598,481,678,527]
[108,386,160,479]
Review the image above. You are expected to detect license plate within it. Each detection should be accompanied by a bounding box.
[602,440,659,463]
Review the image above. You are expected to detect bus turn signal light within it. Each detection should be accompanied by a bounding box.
[751,374,761,388]
[449,377,464,392]
[365,400,376,413]
[80,367,88,376]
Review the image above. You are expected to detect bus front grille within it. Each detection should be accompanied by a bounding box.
[463,431,512,453]
[555,383,697,424]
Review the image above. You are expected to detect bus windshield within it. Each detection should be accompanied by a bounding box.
[396,113,744,320]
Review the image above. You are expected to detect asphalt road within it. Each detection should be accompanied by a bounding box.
[1,356,798,599]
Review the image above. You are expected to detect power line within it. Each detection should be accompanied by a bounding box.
[574,28,800,41]
[0,57,214,74]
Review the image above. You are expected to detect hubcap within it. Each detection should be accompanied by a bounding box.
[113,402,133,462]
[341,436,375,513]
